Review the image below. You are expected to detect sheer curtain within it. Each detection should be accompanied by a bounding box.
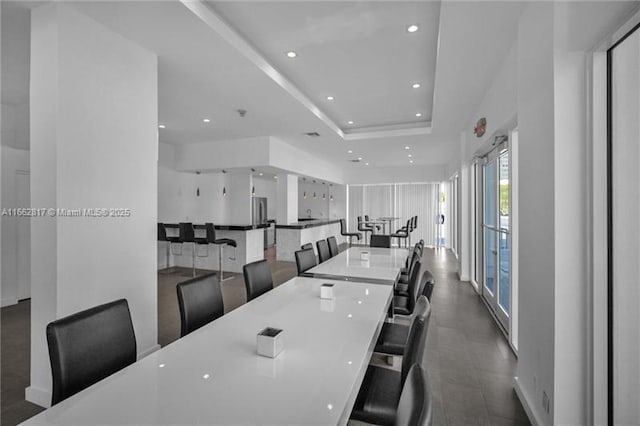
[347,183,439,246]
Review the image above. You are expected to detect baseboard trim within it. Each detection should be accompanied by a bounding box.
[138,344,161,360]
[1,297,19,307]
[513,376,543,426]
[25,385,51,408]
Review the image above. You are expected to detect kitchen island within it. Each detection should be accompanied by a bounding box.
[159,223,267,273]
[276,219,345,261]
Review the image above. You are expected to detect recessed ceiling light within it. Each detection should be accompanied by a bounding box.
[203,118,211,123]
[415,112,422,117]
[347,150,353,154]
[410,160,414,164]
[259,172,263,176]
[412,83,421,89]
[158,124,166,129]
[347,120,354,125]
[407,24,419,33]
[365,162,369,166]
[408,154,412,158]
[357,157,363,161]
[405,146,410,150]
[274,176,278,179]
[286,51,297,58]
[326,96,334,101]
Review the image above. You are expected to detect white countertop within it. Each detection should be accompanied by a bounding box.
[21,277,392,426]
[306,247,409,284]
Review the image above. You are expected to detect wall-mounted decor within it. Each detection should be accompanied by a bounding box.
[251,186,256,196]
[313,192,317,199]
[222,187,227,197]
[196,187,200,197]
[303,191,307,199]
[474,117,487,138]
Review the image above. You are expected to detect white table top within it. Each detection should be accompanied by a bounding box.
[21,277,392,426]
[306,247,409,284]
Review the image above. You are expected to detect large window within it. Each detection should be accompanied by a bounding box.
[608,21,640,424]
[347,183,439,246]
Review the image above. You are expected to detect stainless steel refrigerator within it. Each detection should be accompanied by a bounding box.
[252,197,267,225]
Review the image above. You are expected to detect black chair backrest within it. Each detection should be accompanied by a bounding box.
[204,223,217,243]
[316,239,331,263]
[295,248,317,275]
[365,215,370,221]
[406,259,423,312]
[418,270,435,302]
[395,364,432,426]
[179,222,195,243]
[301,243,313,251]
[327,236,339,257]
[407,250,421,279]
[46,299,136,405]
[370,234,391,248]
[158,223,167,241]
[340,219,348,234]
[176,273,224,337]
[243,260,274,301]
[413,216,418,231]
[401,296,431,385]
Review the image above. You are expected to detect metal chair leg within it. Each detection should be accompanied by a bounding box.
[218,244,233,282]
[191,242,196,278]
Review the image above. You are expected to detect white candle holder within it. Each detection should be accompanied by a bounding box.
[321,283,335,300]
[257,327,284,358]
[360,251,370,261]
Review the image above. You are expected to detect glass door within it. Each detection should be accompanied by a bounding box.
[483,147,510,330]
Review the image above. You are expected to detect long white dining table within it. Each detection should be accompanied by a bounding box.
[20,276,392,426]
[304,246,409,285]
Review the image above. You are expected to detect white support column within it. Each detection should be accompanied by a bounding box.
[276,173,298,225]
[28,4,158,407]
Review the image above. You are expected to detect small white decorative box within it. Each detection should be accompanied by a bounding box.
[320,283,335,300]
[360,251,370,261]
[257,327,284,358]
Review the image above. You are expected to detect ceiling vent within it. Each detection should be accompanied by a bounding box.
[305,132,321,137]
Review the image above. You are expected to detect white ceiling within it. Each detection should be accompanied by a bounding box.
[3,0,527,170]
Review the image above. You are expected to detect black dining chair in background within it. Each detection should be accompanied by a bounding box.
[327,236,339,257]
[295,248,317,275]
[46,299,137,405]
[370,234,392,248]
[301,242,314,251]
[364,215,381,233]
[243,260,274,302]
[176,273,224,337]
[357,216,373,245]
[394,259,423,316]
[316,239,331,263]
[340,219,362,246]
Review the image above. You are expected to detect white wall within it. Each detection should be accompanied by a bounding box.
[29,3,158,406]
[1,146,30,306]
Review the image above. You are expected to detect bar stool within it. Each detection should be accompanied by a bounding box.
[391,219,411,248]
[157,223,181,274]
[179,222,197,277]
[340,219,361,246]
[199,223,236,282]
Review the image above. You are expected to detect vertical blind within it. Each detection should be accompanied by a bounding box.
[347,183,439,246]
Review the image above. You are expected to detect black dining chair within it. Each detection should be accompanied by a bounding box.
[301,242,314,251]
[295,248,317,275]
[327,236,340,258]
[391,219,412,248]
[316,239,331,263]
[370,234,392,248]
[376,296,430,356]
[357,216,373,245]
[46,299,137,405]
[350,295,431,425]
[176,273,224,337]
[395,364,433,426]
[243,260,274,302]
[397,249,421,295]
[340,219,362,246]
[364,215,381,233]
[394,259,422,316]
